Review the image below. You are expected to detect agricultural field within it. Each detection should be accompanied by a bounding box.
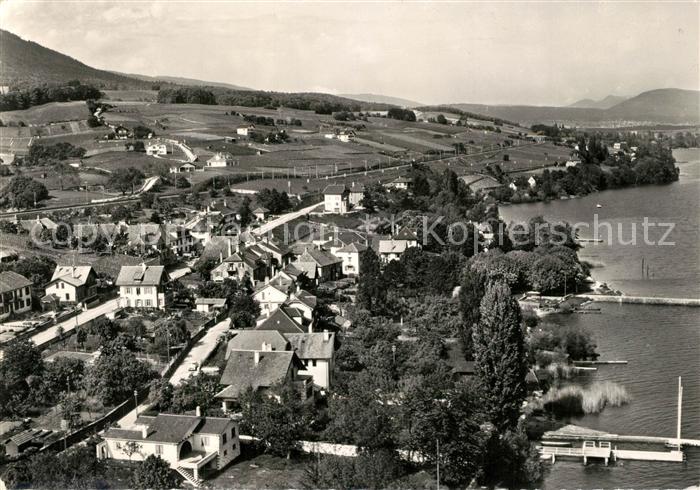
[0,101,90,125]
[101,90,158,102]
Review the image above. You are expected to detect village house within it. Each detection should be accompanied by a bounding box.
[210,243,269,283]
[116,264,167,309]
[252,207,269,221]
[286,289,317,323]
[348,183,365,207]
[97,411,240,485]
[285,331,335,390]
[44,265,97,304]
[0,271,33,319]
[146,143,168,156]
[378,227,420,263]
[292,248,343,283]
[337,130,355,143]
[333,241,367,276]
[206,152,235,168]
[236,125,255,136]
[195,297,227,314]
[386,176,413,191]
[255,307,305,334]
[253,279,291,317]
[216,347,311,411]
[323,185,350,214]
[225,330,290,358]
[170,162,198,173]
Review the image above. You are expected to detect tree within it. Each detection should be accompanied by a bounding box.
[472,281,527,430]
[240,383,311,458]
[108,167,145,194]
[457,268,485,360]
[0,176,49,209]
[238,196,253,228]
[480,429,544,488]
[175,175,191,188]
[0,339,43,387]
[84,340,157,405]
[130,455,178,489]
[357,248,386,314]
[169,373,220,413]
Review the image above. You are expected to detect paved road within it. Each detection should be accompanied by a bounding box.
[31,298,120,348]
[118,316,231,428]
[252,202,324,236]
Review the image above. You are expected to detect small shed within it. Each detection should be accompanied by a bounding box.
[252,207,270,221]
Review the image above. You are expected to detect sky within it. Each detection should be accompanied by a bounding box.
[1,1,698,106]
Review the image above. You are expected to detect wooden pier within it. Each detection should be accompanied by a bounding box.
[577,294,700,307]
[538,441,685,464]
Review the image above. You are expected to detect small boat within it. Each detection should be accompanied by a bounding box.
[596,203,603,208]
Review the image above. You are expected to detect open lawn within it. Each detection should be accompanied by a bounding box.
[102,90,159,102]
[0,101,91,125]
[205,451,309,489]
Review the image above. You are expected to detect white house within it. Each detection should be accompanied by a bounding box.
[206,152,235,168]
[236,125,255,136]
[337,131,355,143]
[333,242,367,276]
[44,265,97,304]
[252,207,269,221]
[528,176,537,188]
[323,185,350,214]
[378,228,420,263]
[253,280,290,317]
[386,176,413,191]
[285,331,335,390]
[0,271,33,319]
[97,411,240,485]
[348,183,365,207]
[146,143,167,156]
[116,264,167,309]
[195,297,227,314]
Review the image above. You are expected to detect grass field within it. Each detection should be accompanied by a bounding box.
[0,101,90,125]
[102,90,159,102]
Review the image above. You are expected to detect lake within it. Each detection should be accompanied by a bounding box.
[501,148,700,489]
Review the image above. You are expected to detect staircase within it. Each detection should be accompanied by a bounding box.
[176,466,203,488]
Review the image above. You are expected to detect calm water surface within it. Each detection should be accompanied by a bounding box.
[501,149,700,489]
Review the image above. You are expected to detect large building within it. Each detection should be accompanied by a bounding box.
[45,265,97,304]
[206,152,235,168]
[115,265,167,309]
[0,271,33,319]
[97,411,240,486]
[323,185,350,214]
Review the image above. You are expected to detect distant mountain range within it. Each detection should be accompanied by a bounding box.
[568,95,629,109]
[112,72,252,92]
[339,93,423,108]
[450,89,700,126]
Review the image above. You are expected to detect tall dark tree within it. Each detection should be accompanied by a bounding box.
[457,268,485,360]
[238,196,253,228]
[472,280,527,430]
[357,248,386,314]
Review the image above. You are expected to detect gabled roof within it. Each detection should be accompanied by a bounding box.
[255,307,305,334]
[0,271,32,293]
[48,265,94,288]
[295,248,342,268]
[115,265,166,286]
[285,332,335,360]
[394,227,418,241]
[253,280,290,297]
[348,183,365,193]
[378,239,411,255]
[323,184,348,195]
[290,289,317,309]
[103,413,232,443]
[195,297,227,307]
[127,224,163,246]
[335,242,368,253]
[227,330,290,356]
[217,350,302,399]
[252,207,270,214]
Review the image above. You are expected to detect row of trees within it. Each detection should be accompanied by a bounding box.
[0,82,102,112]
[24,142,87,166]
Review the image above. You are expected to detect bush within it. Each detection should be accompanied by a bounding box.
[540,381,630,416]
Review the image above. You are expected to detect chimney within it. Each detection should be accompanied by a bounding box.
[195,406,202,417]
[227,238,232,257]
[323,329,330,342]
[219,251,224,263]
[141,426,148,439]
[308,322,313,334]
[254,351,260,364]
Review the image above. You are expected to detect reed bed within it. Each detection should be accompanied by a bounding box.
[540,381,630,416]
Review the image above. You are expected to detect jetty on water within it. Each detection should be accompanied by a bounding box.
[578,294,700,307]
[539,378,699,465]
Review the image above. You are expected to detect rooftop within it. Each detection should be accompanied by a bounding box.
[115,265,166,286]
[0,271,32,293]
[255,307,305,334]
[285,332,335,360]
[217,350,302,399]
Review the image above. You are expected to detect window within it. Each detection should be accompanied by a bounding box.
[136,287,141,295]
[65,294,69,300]
[155,445,163,455]
[201,436,209,447]
[312,360,317,367]
[224,450,227,457]
[144,287,152,294]
[145,299,152,307]
[60,283,64,289]
[231,428,235,438]
[126,287,131,294]
[222,433,227,444]
[25,286,29,294]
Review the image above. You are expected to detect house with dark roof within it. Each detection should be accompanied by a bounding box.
[292,248,342,284]
[0,270,32,319]
[285,331,335,390]
[378,227,420,263]
[3,429,53,457]
[323,184,350,213]
[45,265,97,304]
[216,347,311,410]
[255,307,305,334]
[225,330,290,358]
[253,278,292,317]
[194,297,227,314]
[115,264,167,309]
[286,289,317,323]
[97,411,240,485]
